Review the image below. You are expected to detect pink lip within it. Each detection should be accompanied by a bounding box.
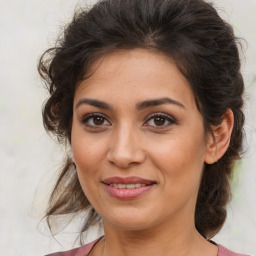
[102,176,156,200]
[102,176,155,185]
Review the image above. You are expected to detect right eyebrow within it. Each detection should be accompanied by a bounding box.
[75,98,112,110]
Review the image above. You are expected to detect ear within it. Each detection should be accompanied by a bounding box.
[204,109,234,164]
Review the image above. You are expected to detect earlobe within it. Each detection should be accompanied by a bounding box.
[204,109,234,164]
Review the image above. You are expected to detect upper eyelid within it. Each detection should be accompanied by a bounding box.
[144,113,177,128]
[145,112,176,121]
[81,112,108,120]
[80,112,176,125]
[81,113,111,124]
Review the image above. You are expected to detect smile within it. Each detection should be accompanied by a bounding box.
[109,184,147,189]
[102,176,156,200]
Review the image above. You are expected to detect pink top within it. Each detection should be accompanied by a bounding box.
[45,237,250,256]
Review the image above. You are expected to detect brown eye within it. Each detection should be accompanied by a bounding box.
[145,113,176,129]
[82,113,111,128]
[93,116,105,125]
[153,116,166,126]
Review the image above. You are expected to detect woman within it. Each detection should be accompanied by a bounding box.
[38,0,249,255]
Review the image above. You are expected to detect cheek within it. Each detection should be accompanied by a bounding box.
[71,123,106,171]
[71,130,106,200]
[148,131,206,190]
[71,135,105,204]
[72,140,99,169]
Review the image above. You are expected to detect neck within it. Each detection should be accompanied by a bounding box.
[100,217,217,256]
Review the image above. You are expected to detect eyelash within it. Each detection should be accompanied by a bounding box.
[81,113,111,128]
[144,113,176,129]
[81,112,176,130]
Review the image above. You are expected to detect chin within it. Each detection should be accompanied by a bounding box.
[102,208,159,231]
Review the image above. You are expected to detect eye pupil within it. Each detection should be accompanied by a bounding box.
[154,117,165,126]
[93,116,104,125]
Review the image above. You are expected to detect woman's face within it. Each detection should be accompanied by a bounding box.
[72,49,212,231]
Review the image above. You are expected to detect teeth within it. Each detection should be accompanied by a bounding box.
[109,183,147,189]
[117,184,126,189]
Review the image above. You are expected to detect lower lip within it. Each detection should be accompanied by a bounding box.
[104,184,154,200]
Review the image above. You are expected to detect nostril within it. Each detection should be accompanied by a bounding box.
[107,147,146,168]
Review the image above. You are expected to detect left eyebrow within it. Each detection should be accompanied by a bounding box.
[136,97,185,110]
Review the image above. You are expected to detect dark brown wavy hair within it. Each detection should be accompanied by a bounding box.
[38,0,244,242]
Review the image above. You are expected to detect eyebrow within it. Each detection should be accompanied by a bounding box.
[75,98,112,110]
[75,97,185,110]
[136,97,185,110]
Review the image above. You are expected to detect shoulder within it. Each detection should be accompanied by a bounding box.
[44,237,103,256]
[217,244,252,256]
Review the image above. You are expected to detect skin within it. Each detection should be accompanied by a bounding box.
[71,49,232,256]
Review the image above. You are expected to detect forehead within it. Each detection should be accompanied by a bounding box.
[75,49,197,110]
[82,49,179,84]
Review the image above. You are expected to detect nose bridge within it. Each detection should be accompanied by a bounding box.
[107,121,145,168]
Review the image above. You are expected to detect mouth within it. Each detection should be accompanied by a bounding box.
[102,176,156,185]
[108,183,148,189]
[102,176,156,200]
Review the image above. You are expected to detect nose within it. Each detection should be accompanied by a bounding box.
[106,124,146,169]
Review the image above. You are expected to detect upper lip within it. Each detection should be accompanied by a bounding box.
[102,176,156,185]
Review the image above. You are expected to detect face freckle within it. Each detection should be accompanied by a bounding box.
[71,48,211,232]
